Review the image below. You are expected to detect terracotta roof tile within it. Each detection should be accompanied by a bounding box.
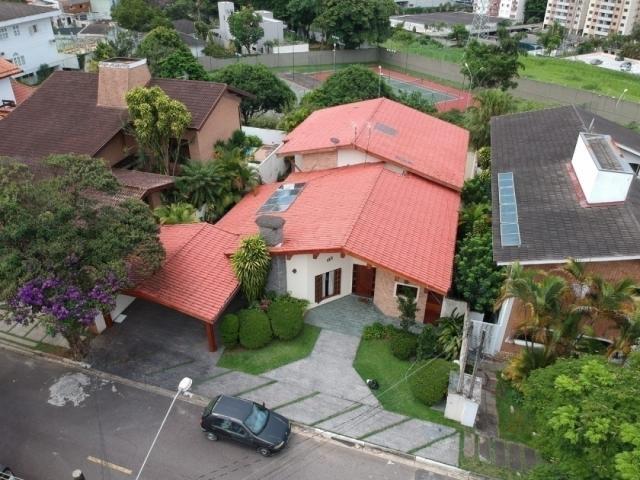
[278,98,469,191]
[0,58,21,79]
[111,168,174,192]
[131,224,240,323]
[10,79,35,104]
[217,163,460,293]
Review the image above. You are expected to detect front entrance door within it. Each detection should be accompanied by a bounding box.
[423,291,444,324]
[352,265,376,298]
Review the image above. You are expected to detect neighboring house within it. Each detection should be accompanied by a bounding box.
[0,58,36,118]
[0,57,247,206]
[215,1,285,52]
[59,0,91,14]
[488,105,640,355]
[89,0,115,19]
[277,98,469,192]
[389,12,502,36]
[172,19,205,58]
[130,99,469,351]
[78,19,114,39]
[0,1,69,80]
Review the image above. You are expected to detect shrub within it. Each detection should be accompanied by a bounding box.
[461,169,491,205]
[409,359,452,406]
[219,313,240,347]
[397,294,419,332]
[477,146,491,170]
[390,332,418,360]
[416,324,439,360]
[268,295,308,340]
[238,308,272,349]
[363,322,399,340]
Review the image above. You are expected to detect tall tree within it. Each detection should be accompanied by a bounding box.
[155,50,209,80]
[209,63,296,122]
[125,86,192,174]
[464,89,517,149]
[524,0,547,23]
[228,7,264,53]
[136,26,192,75]
[463,26,524,90]
[111,0,170,32]
[287,0,319,39]
[448,23,469,47]
[540,21,566,55]
[313,0,396,49]
[0,156,163,358]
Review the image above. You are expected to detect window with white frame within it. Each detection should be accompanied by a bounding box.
[314,268,342,303]
[12,54,25,66]
[394,282,419,300]
[12,25,20,36]
[0,27,7,40]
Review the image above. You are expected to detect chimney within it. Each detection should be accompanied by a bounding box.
[256,215,285,246]
[97,58,151,109]
[571,133,634,204]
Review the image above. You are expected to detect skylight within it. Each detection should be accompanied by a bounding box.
[498,172,521,247]
[258,183,305,214]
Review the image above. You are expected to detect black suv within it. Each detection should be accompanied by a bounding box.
[201,395,291,456]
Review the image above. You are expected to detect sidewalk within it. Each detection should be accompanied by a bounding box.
[0,319,69,351]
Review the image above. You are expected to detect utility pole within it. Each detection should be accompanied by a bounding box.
[378,65,382,97]
[456,304,472,394]
[467,329,485,399]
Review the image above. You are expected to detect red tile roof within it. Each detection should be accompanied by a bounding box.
[130,223,240,323]
[0,58,21,79]
[278,98,469,191]
[217,164,460,293]
[10,79,35,104]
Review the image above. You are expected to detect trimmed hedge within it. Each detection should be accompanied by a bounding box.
[390,332,418,360]
[220,313,240,347]
[238,309,272,349]
[363,322,399,340]
[409,359,452,406]
[416,324,439,360]
[267,296,308,340]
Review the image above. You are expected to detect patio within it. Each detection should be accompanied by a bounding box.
[305,295,402,337]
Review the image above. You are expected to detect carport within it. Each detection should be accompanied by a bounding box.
[127,223,240,351]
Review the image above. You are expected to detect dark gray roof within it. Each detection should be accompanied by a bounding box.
[491,105,640,264]
[391,12,502,26]
[0,2,56,21]
[173,19,196,35]
[79,21,113,36]
[178,31,204,47]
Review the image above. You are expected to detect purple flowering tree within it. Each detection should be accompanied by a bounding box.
[10,274,122,358]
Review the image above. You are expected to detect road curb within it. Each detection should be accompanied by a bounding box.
[1,340,490,479]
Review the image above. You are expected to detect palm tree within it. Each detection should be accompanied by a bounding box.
[458,202,491,238]
[153,202,198,225]
[175,162,225,208]
[231,234,271,303]
[464,89,518,149]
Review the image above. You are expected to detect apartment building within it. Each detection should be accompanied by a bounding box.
[544,0,640,36]
[498,0,526,22]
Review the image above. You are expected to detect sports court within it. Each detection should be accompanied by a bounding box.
[281,66,471,112]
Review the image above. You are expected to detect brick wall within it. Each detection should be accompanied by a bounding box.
[298,151,337,171]
[373,268,427,322]
[500,259,640,352]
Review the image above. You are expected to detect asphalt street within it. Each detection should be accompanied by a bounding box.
[0,348,453,480]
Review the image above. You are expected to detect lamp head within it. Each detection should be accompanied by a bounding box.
[178,377,192,393]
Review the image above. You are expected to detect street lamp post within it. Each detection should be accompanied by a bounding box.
[385,48,396,81]
[292,48,295,81]
[134,378,192,480]
[235,52,241,63]
[378,65,382,97]
[464,62,474,109]
[616,88,629,108]
[333,43,336,73]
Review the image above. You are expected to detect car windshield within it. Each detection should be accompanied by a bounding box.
[245,404,269,435]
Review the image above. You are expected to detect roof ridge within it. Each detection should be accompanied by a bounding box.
[342,165,386,248]
[161,223,208,265]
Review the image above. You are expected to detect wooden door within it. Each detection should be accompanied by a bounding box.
[423,291,443,324]
[352,265,376,298]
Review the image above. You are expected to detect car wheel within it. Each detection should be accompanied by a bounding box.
[206,432,219,441]
[258,447,272,457]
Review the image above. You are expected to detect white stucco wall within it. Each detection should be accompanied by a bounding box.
[0,11,66,77]
[337,148,374,167]
[285,253,365,306]
[0,77,15,103]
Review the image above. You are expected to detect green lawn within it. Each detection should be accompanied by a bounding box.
[353,338,459,428]
[495,376,535,446]
[381,39,640,103]
[217,324,321,375]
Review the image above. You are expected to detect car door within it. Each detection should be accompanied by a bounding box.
[209,417,232,438]
[226,421,253,446]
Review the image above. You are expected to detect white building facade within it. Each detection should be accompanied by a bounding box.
[543,0,640,36]
[0,3,67,79]
[498,0,527,22]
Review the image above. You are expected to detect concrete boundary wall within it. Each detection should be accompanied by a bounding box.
[200,47,640,125]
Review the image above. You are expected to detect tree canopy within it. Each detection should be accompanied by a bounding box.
[312,0,396,49]
[464,89,518,149]
[154,49,208,80]
[0,155,164,358]
[136,26,193,75]
[287,0,319,39]
[111,0,170,32]
[125,86,192,174]
[209,63,296,123]
[539,21,566,55]
[463,26,524,90]
[448,23,469,47]
[228,7,264,53]
[522,356,640,480]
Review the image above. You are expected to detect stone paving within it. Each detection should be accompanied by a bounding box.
[463,431,541,473]
[0,319,70,350]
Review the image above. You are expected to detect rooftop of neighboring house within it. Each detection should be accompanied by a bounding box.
[0,58,21,79]
[0,59,248,161]
[78,20,113,36]
[0,1,57,21]
[278,98,469,191]
[390,11,502,26]
[217,163,461,294]
[491,105,640,265]
[172,20,204,47]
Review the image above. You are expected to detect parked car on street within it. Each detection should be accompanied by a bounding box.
[620,61,632,71]
[201,395,291,456]
[0,464,14,479]
[590,58,603,65]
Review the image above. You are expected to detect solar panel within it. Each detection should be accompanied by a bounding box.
[258,183,305,214]
[497,172,521,247]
